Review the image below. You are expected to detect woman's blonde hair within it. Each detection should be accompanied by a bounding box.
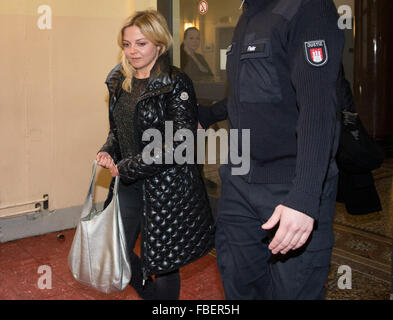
[118,10,173,92]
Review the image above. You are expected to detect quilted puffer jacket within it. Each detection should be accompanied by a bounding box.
[99,53,215,280]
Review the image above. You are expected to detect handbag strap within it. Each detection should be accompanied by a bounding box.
[87,160,98,203]
[112,172,120,197]
[81,160,120,217]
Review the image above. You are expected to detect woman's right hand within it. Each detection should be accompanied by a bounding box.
[96,152,114,168]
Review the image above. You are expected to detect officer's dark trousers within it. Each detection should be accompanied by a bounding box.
[118,179,180,300]
[215,165,338,300]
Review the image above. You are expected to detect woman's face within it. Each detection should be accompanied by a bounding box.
[122,25,160,75]
[183,29,200,52]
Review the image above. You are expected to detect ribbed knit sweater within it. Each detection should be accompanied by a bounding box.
[198,0,344,220]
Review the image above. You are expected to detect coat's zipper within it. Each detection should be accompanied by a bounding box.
[131,82,173,287]
[136,84,173,105]
[132,94,149,287]
[114,78,174,287]
[141,179,148,287]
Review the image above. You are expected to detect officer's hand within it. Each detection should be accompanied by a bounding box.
[261,205,314,255]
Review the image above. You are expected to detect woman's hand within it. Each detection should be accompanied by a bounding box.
[96,152,119,177]
[109,165,119,177]
[96,152,114,168]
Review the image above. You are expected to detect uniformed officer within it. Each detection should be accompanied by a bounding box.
[198,0,344,299]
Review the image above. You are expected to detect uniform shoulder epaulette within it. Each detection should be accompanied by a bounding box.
[272,0,310,21]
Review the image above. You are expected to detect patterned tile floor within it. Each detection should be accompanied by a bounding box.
[0,158,392,300]
[203,158,393,300]
[0,230,225,300]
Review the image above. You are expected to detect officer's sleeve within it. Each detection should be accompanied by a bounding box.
[337,64,356,112]
[198,98,228,129]
[281,0,344,221]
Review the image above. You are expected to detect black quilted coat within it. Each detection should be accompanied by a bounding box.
[99,53,215,279]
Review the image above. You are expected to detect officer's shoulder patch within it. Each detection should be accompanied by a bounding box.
[304,40,328,67]
[180,91,189,101]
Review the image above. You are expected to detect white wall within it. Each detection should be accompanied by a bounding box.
[0,0,156,239]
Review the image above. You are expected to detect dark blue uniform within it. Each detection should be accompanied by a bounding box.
[199,0,344,299]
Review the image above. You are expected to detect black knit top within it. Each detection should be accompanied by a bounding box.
[113,77,149,159]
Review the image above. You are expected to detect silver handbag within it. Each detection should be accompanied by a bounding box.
[68,160,131,293]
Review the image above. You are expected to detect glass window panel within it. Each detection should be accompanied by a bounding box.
[174,0,242,104]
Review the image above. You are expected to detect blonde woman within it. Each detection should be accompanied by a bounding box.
[96,10,215,300]
[180,27,213,82]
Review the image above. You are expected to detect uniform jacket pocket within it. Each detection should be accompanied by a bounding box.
[239,38,282,104]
